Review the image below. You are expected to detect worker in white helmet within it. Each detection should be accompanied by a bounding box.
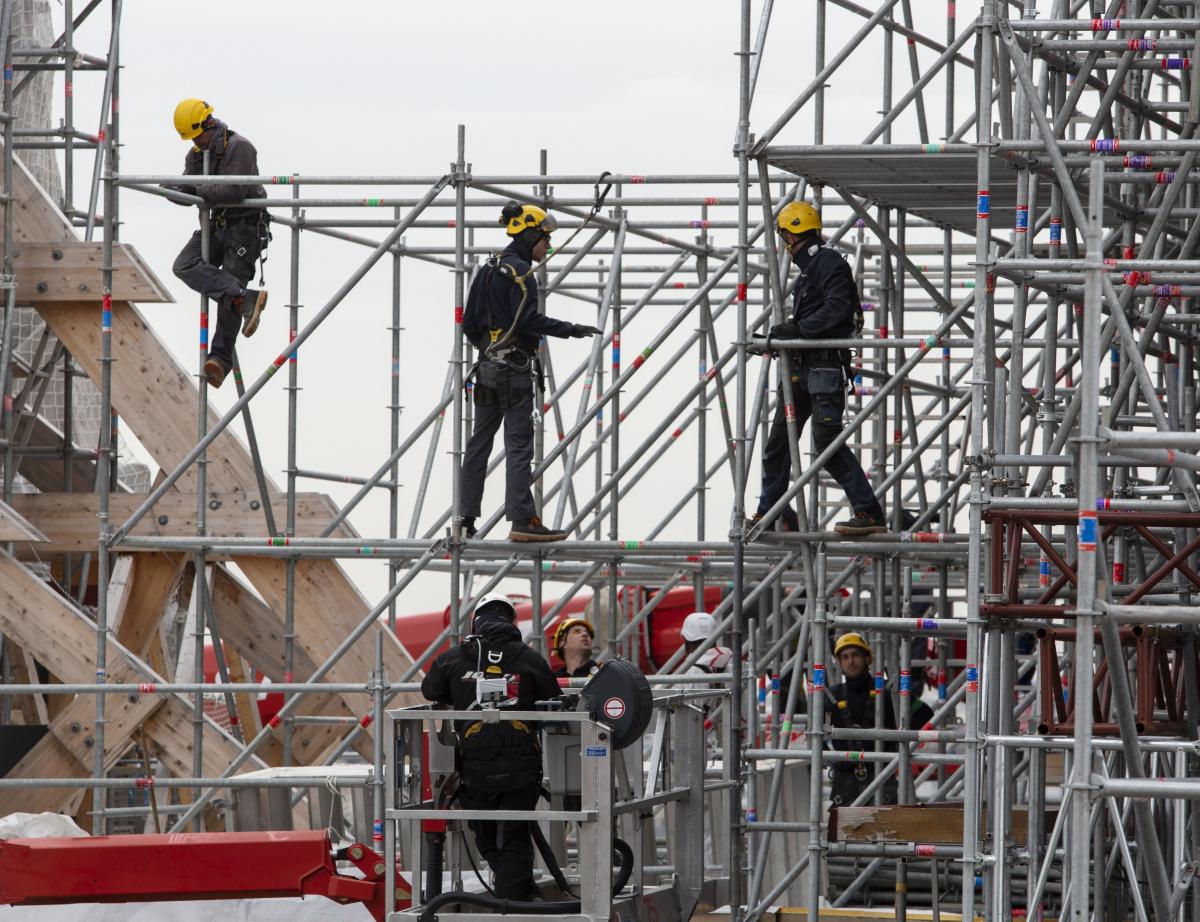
[677,611,733,690]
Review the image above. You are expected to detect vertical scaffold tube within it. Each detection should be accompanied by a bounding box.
[450,126,466,636]
[284,178,301,764]
[92,120,113,837]
[962,4,995,918]
[732,1,751,918]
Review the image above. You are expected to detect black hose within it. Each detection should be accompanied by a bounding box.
[418,892,581,922]
[530,820,576,897]
[422,831,444,899]
[612,837,635,895]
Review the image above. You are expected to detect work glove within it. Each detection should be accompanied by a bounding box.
[569,324,603,338]
[768,321,801,341]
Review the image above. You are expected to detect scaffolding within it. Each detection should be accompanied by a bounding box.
[0,1,1199,920]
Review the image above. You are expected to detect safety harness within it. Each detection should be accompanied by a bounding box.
[465,173,614,388]
[459,635,539,747]
[793,243,864,385]
[204,125,273,285]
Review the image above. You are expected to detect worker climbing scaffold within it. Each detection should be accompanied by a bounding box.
[167,98,271,389]
[751,202,887,536]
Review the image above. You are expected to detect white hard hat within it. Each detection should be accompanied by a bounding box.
[474,592,516,621]
[680,611,716,642]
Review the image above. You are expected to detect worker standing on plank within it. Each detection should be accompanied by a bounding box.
[460,201,601,543]
[168,99,270,389]
[421,593,561,902]
[552,617,599,679]
[827,632,898,806]
[751,202,886,536]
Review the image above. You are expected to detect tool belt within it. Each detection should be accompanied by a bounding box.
[486,345,532,372]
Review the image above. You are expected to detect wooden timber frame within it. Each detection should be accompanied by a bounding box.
[0,62,423,831]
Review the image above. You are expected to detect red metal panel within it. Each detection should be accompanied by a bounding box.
[0,831,406,921]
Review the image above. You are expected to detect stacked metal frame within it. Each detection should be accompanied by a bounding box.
[1,2,1200,921]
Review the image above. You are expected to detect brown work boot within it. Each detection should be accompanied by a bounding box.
[233,287,268,337]
[835,509,887,536]
[509,516,568,543]
[202,356,229,389]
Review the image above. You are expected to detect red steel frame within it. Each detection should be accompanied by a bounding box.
[0,830,410,921]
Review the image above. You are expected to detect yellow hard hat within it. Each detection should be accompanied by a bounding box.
[834,632,872,662]
[776,201,822,237]
[173,98,214,141]
[553,617,594,654]
[501,202,559,237]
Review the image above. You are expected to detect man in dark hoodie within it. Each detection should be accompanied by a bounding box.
[751,201,886,537]
[168,98,269,389]
[827,632,897,806]
[460,202,601,543]
[421,593,561,902]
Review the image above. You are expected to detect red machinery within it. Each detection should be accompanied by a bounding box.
[0,830,410,921]
[387,583,724,673]
[204,583,727,724]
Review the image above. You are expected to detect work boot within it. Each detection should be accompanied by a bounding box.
[745,509,799,534]
[202,356,229,389]
[461,517,477,540]
[233,287,268,337]
[509,516,568,543]
[835,508,887,536]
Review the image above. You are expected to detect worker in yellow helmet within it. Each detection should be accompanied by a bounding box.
[749,201,886,537]
[166,98,270,389]
[459,201,601,543]
[827,632,897,806]
[552,617,599,679]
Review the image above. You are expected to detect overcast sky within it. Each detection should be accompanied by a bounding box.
[48,2,976,612]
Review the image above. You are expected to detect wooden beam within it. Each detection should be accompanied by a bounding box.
[5,641,48,724]
[830,804,1029,847]
[0,498,46,542]
[13,412,102,493]
[209,564,354,765]
[11,241,172,303]
[5,138,423,765]
[9,492,356,554]
[0,552,264,815]
[111,552,184,663]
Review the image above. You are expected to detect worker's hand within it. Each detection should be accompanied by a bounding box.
[569,324,603,338]
[768,321,801,341]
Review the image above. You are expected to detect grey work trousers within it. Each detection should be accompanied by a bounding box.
[461,360,536,524]
[172,219,262,367]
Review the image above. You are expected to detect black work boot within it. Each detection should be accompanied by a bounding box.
[745,509,800,535]
[461,517,477,540]
[835,508,887,536]
[202,356,229,388]
[233,287,268,337]
[509,516,568,543]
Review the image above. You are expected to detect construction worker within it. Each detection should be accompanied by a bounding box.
[751,201,886,536]
[460,202,601,543]
[168,99,269,389]
[421,593,561,902]
[827,633,897,806]
[552,617,599,679]
[678,611,733,685]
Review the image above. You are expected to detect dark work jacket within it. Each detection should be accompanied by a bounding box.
[463,242,577,355]
[173,121,266,222]
[828,672,897,754]
[910,697,934,731]
[553,658,599,680]
[422,619,560,791]
[787,241,861,366]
